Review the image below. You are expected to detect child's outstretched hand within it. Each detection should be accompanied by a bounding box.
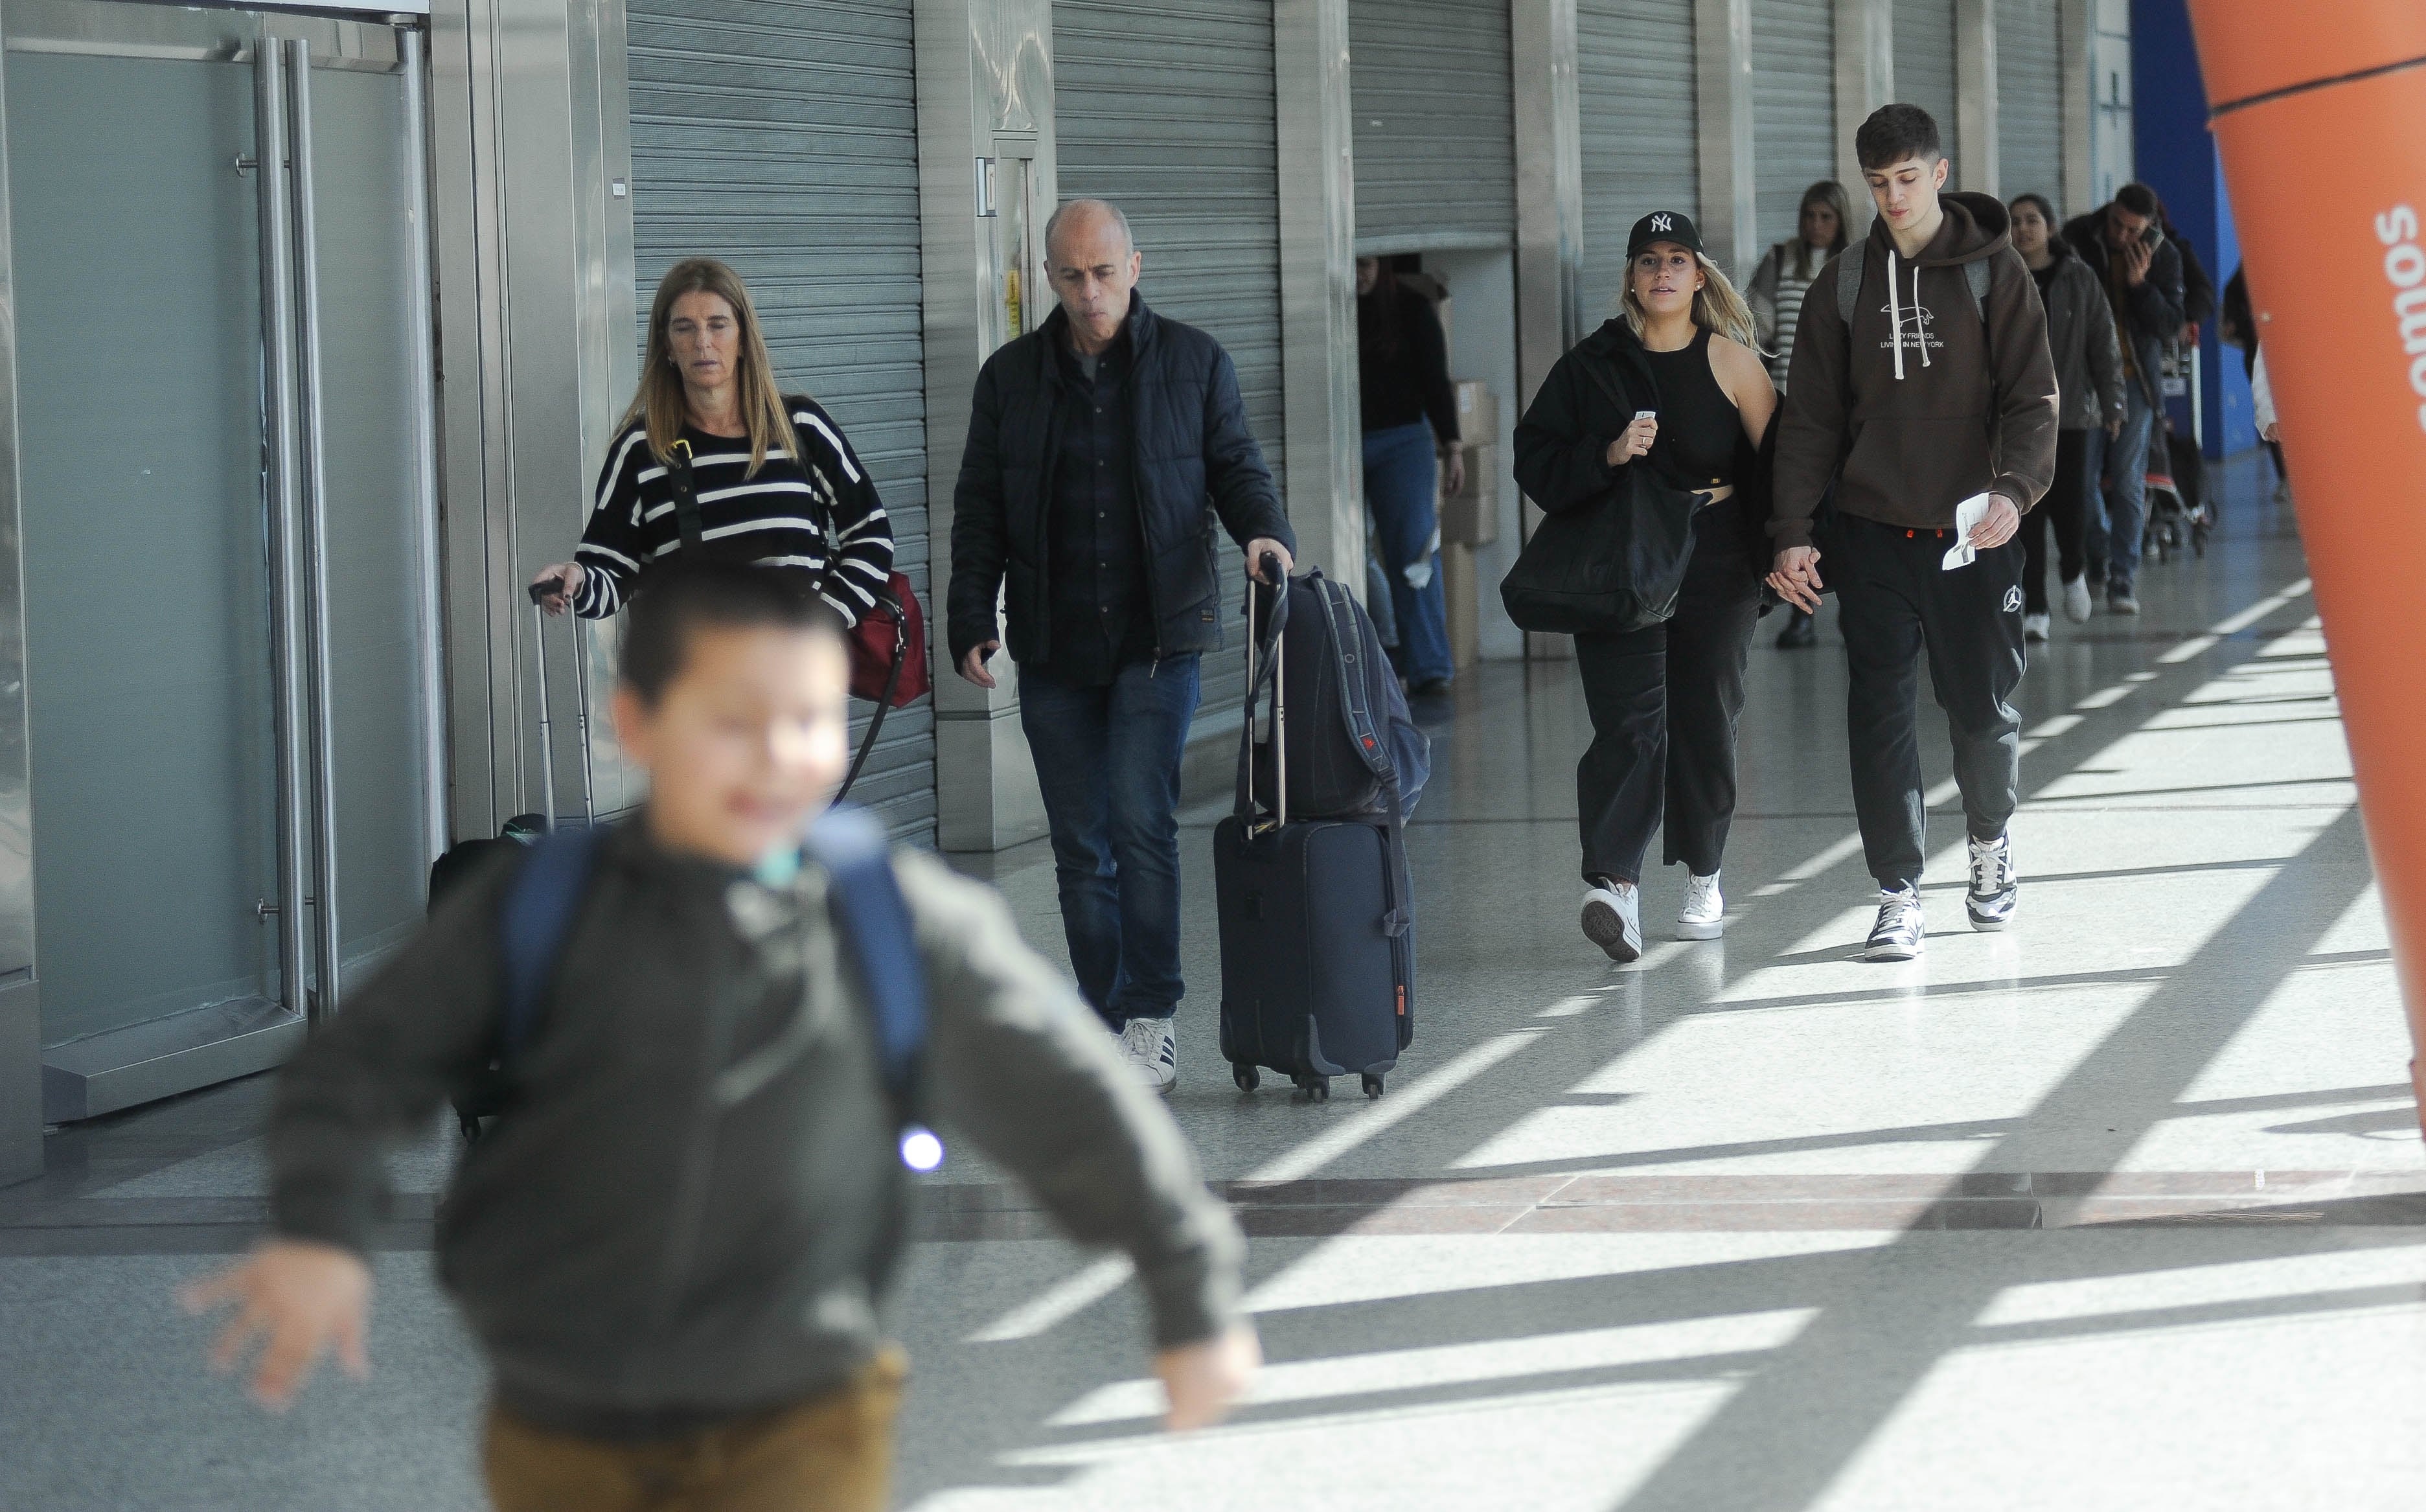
[1154,1322,1261,1431]
[180,1239,373,1411]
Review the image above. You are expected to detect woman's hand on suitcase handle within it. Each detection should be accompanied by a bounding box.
[1768,545,1825,613]
[180,1239,373,1412]
[1156,1322,1262,1431]
[530,562,584,616]
[1248,539,1294,586]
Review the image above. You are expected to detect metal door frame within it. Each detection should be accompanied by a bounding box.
[0,0,446,1152]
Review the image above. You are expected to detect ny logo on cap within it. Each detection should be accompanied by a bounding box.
[1651,213,1673,232]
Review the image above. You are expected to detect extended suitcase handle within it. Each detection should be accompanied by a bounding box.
[1242,557,1289,831]
[524,578,597,831]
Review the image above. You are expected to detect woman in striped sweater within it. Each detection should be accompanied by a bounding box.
[532,257,894,625]
[1745,179,1850,648]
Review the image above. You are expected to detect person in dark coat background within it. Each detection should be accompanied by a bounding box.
[2064,183,2186,613]
[1358,256,1461,695]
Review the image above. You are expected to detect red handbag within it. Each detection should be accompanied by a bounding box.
[836,574,928,802]
[850,575,929,709]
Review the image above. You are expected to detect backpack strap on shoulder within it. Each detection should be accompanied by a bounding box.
[1835,245,1865,326]
[497,825,605,1059]
[807,805,928,1112]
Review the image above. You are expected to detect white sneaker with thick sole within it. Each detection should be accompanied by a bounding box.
[1581,878,1643,963]
[1119,1017,1178,1096]
[1865,886,1926,961]
[2022,612,2050,643]
[1967,834,2019,931]
[1676,872,1725,940]
[2062,575,2093,624]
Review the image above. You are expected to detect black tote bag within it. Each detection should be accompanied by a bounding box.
[1500,358,1704,636]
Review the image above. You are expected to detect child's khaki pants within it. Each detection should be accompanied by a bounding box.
[483,1349,908,1512]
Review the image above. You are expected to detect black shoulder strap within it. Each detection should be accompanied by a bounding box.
[665,439,704,551]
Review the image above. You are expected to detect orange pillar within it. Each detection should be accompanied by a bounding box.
[2186,6,2426,1125]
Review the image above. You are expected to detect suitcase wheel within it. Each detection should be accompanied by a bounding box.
[1362,1073,1385,1099]
[1295,1073,1331,1102]
[1232,1062,1261,1094]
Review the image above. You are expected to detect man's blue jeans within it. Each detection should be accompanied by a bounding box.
[2084,381,2156,595]
[1018,654,1201,1028]
[1364,421,1454,685]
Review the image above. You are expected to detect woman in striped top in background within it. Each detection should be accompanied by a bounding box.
[531,257,894,624]
[1745,179,1851,649]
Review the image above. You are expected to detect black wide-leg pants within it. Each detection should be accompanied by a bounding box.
[1832,512,2027,892]
[1573,548,1761,886]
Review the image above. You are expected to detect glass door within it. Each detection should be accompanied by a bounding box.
[8,3,439,1116]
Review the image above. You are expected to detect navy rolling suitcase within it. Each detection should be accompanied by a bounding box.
[1216,560,1416,1100]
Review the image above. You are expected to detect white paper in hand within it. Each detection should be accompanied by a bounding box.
[1941,493,1992,570]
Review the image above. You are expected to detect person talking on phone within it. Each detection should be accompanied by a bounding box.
[1512,211,1776,962]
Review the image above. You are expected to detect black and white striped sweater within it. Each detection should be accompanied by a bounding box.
[572,395,894,625]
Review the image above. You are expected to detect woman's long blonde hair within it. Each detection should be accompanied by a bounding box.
[1619,249,1763,355]
[623,257,799,475]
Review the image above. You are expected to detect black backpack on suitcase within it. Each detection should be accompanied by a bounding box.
[1215,565,1421,1100]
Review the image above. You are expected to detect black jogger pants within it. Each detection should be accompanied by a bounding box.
[2022,430,2089,615]
[1833,512,2026,891]
[1573,548,1762,886]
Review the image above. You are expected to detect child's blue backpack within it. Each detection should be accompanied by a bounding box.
[431,807,927,1148]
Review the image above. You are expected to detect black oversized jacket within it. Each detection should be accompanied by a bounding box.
[1511,315,1773,577]
[948,295,1293,667]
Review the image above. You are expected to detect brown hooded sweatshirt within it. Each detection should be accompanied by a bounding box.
[1768,190,2059,551]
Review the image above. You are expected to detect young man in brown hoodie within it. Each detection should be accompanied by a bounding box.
[1766,104,2059,960]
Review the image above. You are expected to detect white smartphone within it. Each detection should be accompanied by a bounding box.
[1634,409,1657,422]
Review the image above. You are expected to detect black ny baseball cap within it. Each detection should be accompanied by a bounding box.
[1626,210,1705,260]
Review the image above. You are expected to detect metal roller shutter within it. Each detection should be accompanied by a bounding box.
[1750,0,1837,264]
[1578,0,1698,321]
[1894,0,1960,176]
[1349,0,1515,255]
[1997,0,2065,206]
[1055,0,1285,740]
[625,0,935,843]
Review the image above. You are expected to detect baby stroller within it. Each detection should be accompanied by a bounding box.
[2142,423,2211,564]
[2142,342,2214,564]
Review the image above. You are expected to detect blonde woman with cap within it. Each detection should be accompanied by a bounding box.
[532,257,895,625]
[1511,211,1776,961]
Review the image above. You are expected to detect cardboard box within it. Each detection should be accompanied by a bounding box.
[1442,543,1478,670]
[1438,442,1499,547]
[1452,380,1498,446]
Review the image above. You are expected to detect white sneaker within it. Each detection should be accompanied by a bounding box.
[2022,612,2050,643]
[1966,834,2019,931]
[1676,872,1724,940]
[1581,878,1643,963]
[1865,886,1925,961]
[1119,1017,1178,1096]
[2062,575,2093,624]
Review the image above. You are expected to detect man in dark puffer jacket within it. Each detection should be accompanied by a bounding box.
[950,197,1294,1095]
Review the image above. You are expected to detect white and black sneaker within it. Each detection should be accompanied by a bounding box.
[1967,834,2019,931]
[1676,872,1725,940]
[1119,1016,1179,1096]
[1581,877,1643,963]
[1865,886,1926,961]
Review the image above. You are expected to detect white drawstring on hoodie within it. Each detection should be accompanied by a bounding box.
[1885,248,1932,381]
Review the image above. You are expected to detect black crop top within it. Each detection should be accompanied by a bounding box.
[1640,326,1741,489]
